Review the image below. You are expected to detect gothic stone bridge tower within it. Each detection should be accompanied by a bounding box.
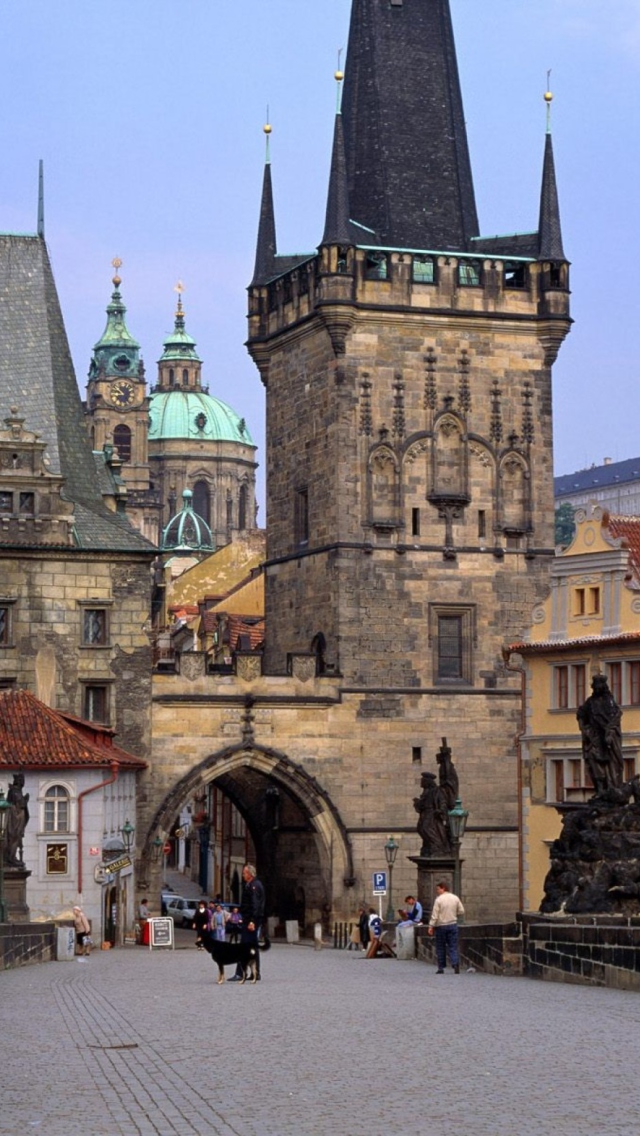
[245,0,571,919]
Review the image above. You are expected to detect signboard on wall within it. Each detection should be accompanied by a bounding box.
[148,918,175,950]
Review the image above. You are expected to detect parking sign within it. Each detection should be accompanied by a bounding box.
[372,871,387,895]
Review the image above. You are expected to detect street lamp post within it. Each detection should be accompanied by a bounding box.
[447,798,469,901]
[0,789,10,923]
[117,819,135,947]
[384,835,400,922]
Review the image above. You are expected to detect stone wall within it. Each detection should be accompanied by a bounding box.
[0,923,56,970]
[415,915,640,990]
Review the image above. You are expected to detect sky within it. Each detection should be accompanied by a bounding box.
[2,0,639,514]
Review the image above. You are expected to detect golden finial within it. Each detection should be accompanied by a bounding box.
[544,70,553,132]
[111,256,122,288]
[174,280,185,318]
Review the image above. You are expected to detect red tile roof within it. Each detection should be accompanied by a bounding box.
[0,690,147,770]
[607,515,640,577]
[227,614,265,651]
[507,630,640,655]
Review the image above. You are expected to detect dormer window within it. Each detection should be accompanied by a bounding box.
[458,260,481,286]
[365,252,388,281]
[412,255,435,284]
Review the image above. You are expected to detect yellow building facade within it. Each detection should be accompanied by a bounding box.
[507,504,640,911]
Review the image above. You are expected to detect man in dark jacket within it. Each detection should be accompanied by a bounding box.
[230,862,265,981]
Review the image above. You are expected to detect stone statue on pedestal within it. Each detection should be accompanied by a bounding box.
[577,674,624,793]
[4,772,30,867]
[414,771,451,857]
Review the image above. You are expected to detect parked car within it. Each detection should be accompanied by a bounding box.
[160,885,178,916]
[165,896,201,927]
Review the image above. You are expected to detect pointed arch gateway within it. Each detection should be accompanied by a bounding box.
[142,742,354,932]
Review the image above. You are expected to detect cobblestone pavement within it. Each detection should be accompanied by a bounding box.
[2,939,640,1136]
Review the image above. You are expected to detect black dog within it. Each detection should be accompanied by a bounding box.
[200,933,259,984]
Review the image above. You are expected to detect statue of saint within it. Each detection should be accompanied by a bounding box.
[577,674,624,794]
[436,737,459,811]
[413,771,451,857]
[5,772,30,867]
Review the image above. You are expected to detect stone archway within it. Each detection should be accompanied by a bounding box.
[140,742,354,931]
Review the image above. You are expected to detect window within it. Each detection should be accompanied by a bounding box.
[113,424,132,463]
[555,665,569,709]
[548,756,596,803]
[0,606,11,646]
[624,757,637,782]
[411,508,420,538]
[412,256,435,284]
[365,252,388,281]
[19,492,35,515]
[182,369,189,386]
[193,480,211,526]
[44,785,70,833]
[238,485,247,531]
[294,487,309,546]
[629,662,640,706]
[573,588,585,617]
[458,260,481,286]
[503,262,527,289]
[0,491,12,514]
[607,662,622,704]
[83,608,108,646]
[438,616,463,679]
[552,663,585,710]
[589,587,601,615]
[83,684,108,723]
[412,746,422,764]
[169,368,175,385]
[478,510,486,540]
[429,605,475,685]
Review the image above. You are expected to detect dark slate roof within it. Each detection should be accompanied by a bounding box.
[538,133,565,260]
[341,0,478,252]
[251,160,277,286]
[322,113,352,246]
[0,235,153,553]
[470,233,538,259]
[555,458,640,499]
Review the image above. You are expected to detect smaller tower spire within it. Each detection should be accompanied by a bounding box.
[538,84,565,260]
[37,159,45,239]
[251,120,277,286]
[321,69,352,247]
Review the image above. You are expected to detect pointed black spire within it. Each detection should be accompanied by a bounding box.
[37,159,45,239]
[251,132,277,286]
[341,0,478,251]
[322,110,352,246]
[538,130,564,261]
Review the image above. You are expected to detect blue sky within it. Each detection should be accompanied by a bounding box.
[2,1,639,513]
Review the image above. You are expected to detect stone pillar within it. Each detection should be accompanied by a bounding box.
[408,856,458,920]
[4,867,31,923]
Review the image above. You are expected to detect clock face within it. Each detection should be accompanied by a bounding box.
[110,380,136,407]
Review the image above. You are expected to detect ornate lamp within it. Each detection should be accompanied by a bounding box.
[384,835,400,922]
[447,798,469,900]
[151,835,164,863]
[121,818,135,854]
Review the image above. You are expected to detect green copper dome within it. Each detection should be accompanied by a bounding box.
[149,390,254,445]
[89,270,141,380]
[161,489,215,552]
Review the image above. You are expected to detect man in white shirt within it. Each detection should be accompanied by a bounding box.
[427,881,464,974]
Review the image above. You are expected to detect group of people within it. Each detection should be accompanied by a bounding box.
[355,884,464,972]
[193,900,242,949]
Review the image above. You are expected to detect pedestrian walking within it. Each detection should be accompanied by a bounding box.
[358,904,370,952]
[193,900,209,951]
[72,905,91,956]
[229,863,265,981]
[226,906,242,943]
[212,903,227,942]
[427,881,464,974]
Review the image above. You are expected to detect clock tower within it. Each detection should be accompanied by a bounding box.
[86,261,161,541]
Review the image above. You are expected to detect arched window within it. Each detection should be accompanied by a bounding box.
[44,785,70,833]
[113,424,132,463]
[192,480,211,526]
[169,368,175,386]
[238,485,247,530]
[182,368,189,386]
